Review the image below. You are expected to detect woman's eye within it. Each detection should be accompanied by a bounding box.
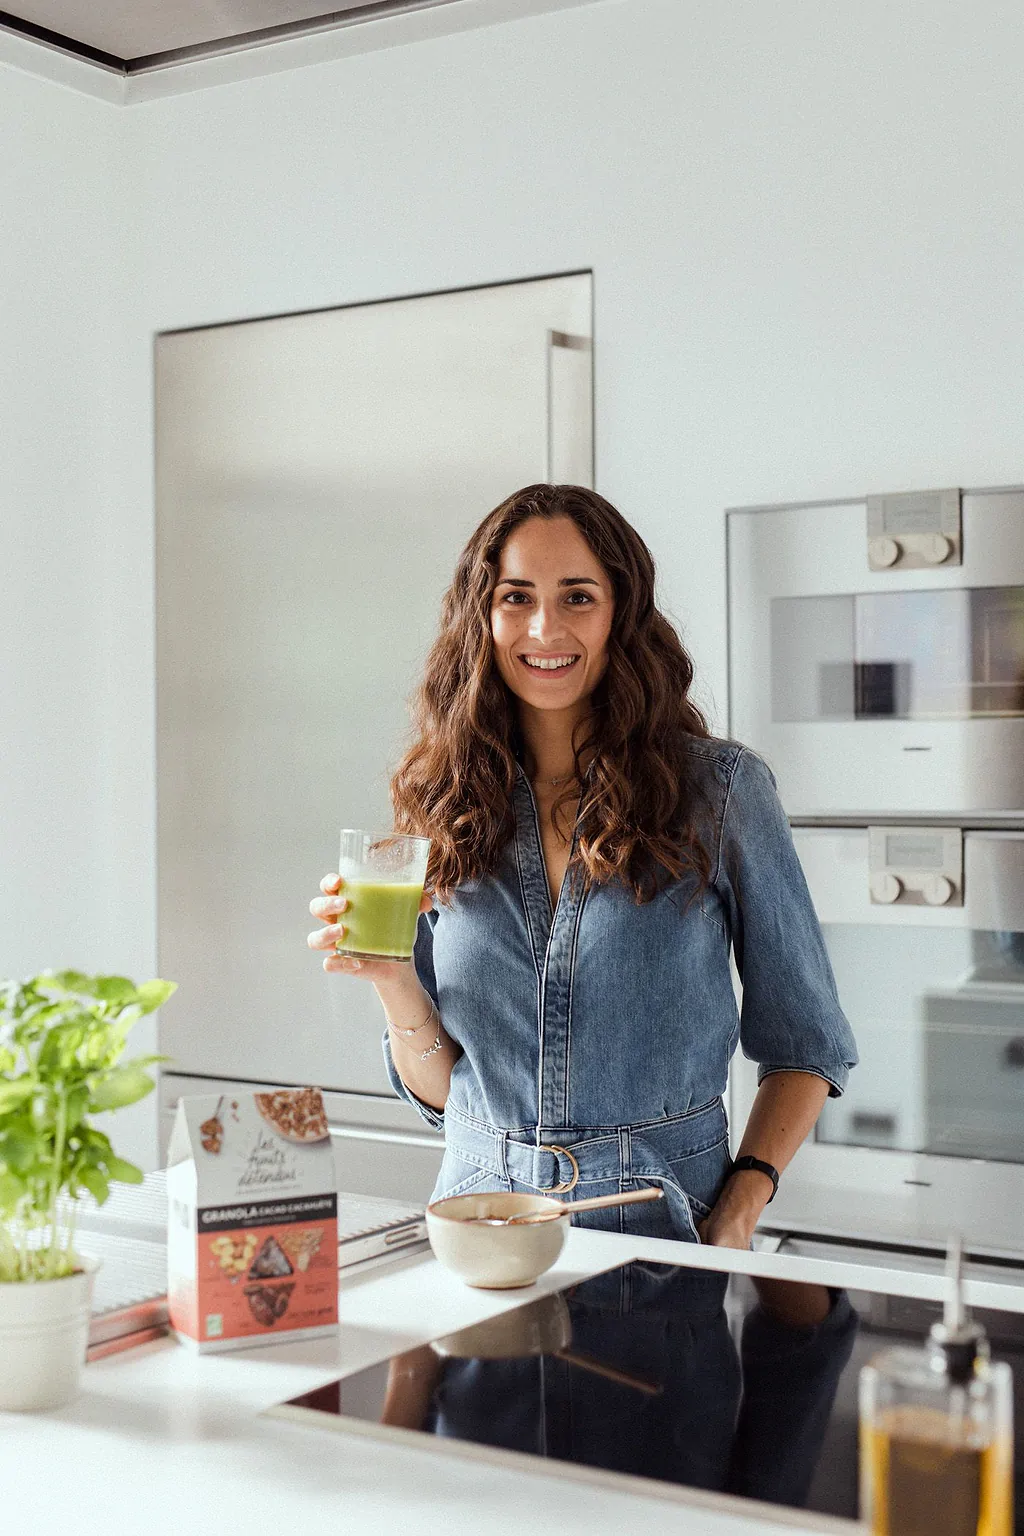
[497,588,595,607]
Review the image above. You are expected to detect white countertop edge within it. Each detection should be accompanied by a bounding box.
[464,1229,1024,1312]
[587,1230,1024,1313]
[268,1399,863,1535]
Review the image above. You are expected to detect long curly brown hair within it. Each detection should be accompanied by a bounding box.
[391,484,713,902]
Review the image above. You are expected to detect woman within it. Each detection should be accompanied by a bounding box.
[308,484,857,1247]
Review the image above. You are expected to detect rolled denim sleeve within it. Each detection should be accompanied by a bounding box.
[718,749,858,1097]
[381,908,446,1131]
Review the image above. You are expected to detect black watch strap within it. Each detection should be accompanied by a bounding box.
[730,1155,780,1202]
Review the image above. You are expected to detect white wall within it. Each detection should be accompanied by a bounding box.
[0,61,157,1159]
[0,82,122,953]
[1,71,120,968]
[4,0,1024,1165]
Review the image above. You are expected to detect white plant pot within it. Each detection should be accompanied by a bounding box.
[0,1257,98,1412]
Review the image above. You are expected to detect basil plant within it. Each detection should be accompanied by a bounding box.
[0,971,176,1282]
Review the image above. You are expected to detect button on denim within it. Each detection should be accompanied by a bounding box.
[384,739,858,1242]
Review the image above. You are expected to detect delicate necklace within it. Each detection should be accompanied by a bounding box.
[547,771,576,787]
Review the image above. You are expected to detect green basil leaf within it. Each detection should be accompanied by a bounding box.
[82,1023,118,1067]
[134,979,178,1014]
[64,1085,91,1131]
[0,1081,34,1114]
[89,1063,156,1111]
[0,1128,42,1173]
[0,1171,27,1213]
[51,971,92,994]
[93,976,137,1005]
[77,1166,109,1205]
[105,1155,144,1184]
[37,1021,82,1072]
[30,1092,56,1132]
[78,1125,113,1154]
[110,1004,143,1033]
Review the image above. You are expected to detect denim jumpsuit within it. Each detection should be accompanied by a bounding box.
[384,739,858,1242]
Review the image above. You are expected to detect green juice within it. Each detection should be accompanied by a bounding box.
[337,880,423,960]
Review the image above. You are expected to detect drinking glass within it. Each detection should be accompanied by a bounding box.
[335,830,431,962]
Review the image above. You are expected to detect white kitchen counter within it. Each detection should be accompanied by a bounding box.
[4,1227,1023,1536]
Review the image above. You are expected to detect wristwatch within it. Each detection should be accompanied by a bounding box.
[730,1155,779,1202]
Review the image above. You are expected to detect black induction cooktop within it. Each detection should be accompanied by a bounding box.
[268,1260,1024,1529]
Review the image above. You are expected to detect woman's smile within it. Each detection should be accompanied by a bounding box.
[517,651,581,675]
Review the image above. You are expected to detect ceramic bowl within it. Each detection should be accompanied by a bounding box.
[426,1190,567,1289]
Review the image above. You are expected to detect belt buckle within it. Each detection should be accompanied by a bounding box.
[546,1144,579,1194]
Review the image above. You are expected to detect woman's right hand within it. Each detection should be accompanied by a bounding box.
[307,873,432,987]
[311,875,454,1109]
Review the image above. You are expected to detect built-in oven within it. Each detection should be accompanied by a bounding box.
[727,486,1024,1260]
[728,485,1024,818]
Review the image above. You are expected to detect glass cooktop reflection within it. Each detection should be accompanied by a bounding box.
[268,1261,1024,1528]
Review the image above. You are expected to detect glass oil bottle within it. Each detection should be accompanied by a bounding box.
[859,1238,1013,1536]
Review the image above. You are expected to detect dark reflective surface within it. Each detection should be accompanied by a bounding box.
[273,1261,1024,1527]
[428,1265,856,1510]
[770,587,1024,722]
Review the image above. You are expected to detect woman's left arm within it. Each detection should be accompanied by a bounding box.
[704,748,859,1249]
[699,1070,828,1248]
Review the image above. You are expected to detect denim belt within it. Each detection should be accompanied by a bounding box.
[443,1097,729,1193]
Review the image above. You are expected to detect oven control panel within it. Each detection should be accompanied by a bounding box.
[866,487,962,570]
[868,825,964,906]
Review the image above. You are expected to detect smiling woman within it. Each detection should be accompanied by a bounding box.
[387,484,718,905]
[308,484,858,1250]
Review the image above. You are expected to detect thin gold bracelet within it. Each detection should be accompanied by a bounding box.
[386,1001,436,1038]
[388,1003,443,1062]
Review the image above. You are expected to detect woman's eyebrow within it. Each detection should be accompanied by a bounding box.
[495,576,600,587]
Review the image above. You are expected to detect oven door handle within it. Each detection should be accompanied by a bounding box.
[327,1123,443,1150]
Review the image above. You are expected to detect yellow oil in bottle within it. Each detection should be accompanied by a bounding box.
[860,1241,1015,1536]
[864,1405,1012,1536]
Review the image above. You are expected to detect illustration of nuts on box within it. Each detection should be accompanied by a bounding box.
[166,1088,338,1353]
[245,1281,296,1327]
[248,1235,293,1278]
[210,1231,258,1278]
[279,1227,324,1272]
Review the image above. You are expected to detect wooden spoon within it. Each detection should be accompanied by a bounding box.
[477,1186,664,1226]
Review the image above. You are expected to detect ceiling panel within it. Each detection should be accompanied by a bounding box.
[2,0,457,64]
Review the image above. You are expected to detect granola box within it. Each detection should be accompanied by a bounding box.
[167,1088,338,1352]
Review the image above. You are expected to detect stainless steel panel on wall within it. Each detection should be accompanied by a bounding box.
[727,487,1024,818]
[156,274,594,1099]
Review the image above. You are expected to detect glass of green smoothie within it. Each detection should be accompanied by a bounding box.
[335,830,431,962]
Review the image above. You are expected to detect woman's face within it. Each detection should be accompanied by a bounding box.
[490,516,615,715]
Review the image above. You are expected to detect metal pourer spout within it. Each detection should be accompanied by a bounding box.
[929,1235,987,1384]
